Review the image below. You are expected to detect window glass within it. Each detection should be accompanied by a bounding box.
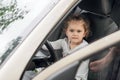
[0,0,60,65]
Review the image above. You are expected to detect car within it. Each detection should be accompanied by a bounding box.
[0,0,120,80]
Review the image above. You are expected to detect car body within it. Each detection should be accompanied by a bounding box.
[0,0,120,80]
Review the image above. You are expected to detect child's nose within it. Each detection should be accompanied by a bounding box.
[73,31,78,35]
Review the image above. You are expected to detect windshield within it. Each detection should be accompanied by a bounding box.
[0,0,60,65]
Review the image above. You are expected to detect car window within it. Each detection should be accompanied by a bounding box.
[0,0,60,65]
[32,30,120,80]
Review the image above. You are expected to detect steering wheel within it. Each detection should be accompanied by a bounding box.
[44,40,57,62]
[26,40,58,70]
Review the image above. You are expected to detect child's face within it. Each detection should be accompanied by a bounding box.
[66,20,86,45]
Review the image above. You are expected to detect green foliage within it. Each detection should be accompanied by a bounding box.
[0,0,28,33]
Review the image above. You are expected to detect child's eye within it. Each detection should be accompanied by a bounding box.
[70,29,74,32]
[77,30,81,33]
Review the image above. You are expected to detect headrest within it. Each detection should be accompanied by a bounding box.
[81,12,118,42]
[79,0,114,16]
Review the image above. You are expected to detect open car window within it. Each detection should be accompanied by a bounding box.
[33,29,120,80]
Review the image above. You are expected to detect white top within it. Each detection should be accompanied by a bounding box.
[42,38,89,80]
[49,38,88,56]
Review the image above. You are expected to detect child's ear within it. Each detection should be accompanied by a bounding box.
[65,30,68,37]
[84,32,87,37]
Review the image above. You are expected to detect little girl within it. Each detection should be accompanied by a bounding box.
[43,14,90,80]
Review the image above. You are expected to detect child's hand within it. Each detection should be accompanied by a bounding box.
[63,53,69,57]
[90,58,106,72]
